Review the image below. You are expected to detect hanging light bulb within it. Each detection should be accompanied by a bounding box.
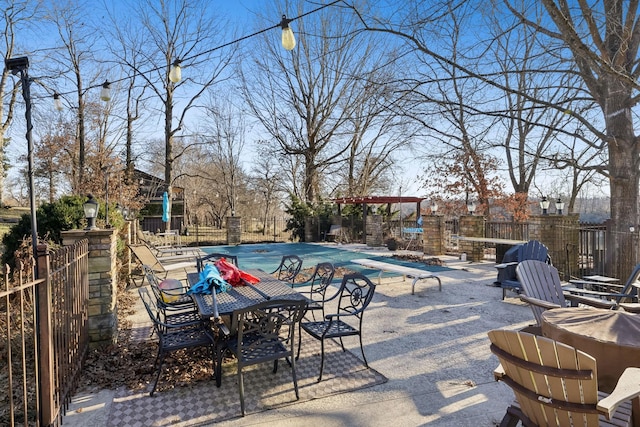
[53,93,63,111]
[100,80,111,102]
[280,15,296,50]
[169,60,182,83]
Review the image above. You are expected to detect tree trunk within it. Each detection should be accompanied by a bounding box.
[603,84,639,279]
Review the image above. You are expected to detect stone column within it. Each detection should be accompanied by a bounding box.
[528,214,579,281]
[366,214,383,247]
[459,215,485,261]
[62,229,117,346]
[422,215,444,255]
[226,216,242,245]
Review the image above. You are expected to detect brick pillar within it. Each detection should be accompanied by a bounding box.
[62,229,117,346]
[528,214,579,280]
[459,215,485,261]
[226,216,241,245]
[423,215,444,255]
[366,214,383,247]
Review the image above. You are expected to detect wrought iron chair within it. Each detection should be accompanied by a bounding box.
[220,299,306,416]
[138,287,217,396]
[488,329,640,427]
[196,253,239,272]
[298,273,376,381]
[270,254,303,287]
[143,265,197,315]
[296,262,335,320]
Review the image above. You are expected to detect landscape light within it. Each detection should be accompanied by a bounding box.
[280,15,296,50]
[467,201,476,215]
[555,198,565,215]
[83,194,99,230]
[430,201,438,215]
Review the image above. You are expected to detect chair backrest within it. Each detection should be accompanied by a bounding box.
[138,287,165,333]
[196,253,239,272]
[518,240,550,263]
[619,263,640,299]
[307,262,335,300]
[129,244,163,271]
[488,329,600,426]
[516,260,567,324]
[231,299,306,364]
[336,273,376,321]
[273,255,303,284]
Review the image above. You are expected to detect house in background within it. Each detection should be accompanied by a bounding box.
[134,169,185,233]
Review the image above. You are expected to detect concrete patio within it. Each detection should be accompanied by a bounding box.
[64,243,534,427]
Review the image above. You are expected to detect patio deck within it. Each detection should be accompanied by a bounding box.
[64,243,535,427]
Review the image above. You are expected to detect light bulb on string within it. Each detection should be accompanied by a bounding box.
[280,15,296,50]
[169,60,182,83]
[100,81,111,102]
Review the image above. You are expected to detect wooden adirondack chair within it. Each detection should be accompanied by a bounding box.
[488,329,640,427]
[495,240,551,300]
[516,260,616,326]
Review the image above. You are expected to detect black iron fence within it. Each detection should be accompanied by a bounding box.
[0,240,89,426]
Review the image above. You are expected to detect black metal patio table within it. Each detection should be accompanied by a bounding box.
[188,269,308,318]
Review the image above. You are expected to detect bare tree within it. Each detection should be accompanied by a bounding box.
[0,0,43,206]
[241,0,406,203]
[121,0,235,230]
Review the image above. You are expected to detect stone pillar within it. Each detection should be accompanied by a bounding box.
[528,214,579,281]
[366,214,383,247]
[226,216,241,245]
[423,215,444,255]
[459,215,485,261]
[62,229,117,346]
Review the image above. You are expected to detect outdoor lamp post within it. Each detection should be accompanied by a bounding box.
[467,201,476,215]
[5,56,39,269]
[555,198,565,215]
[430,201,438,215]
[83,194,99,230]
[540,196,550,215]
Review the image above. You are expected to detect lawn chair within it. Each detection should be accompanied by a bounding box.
[138,287,216,396]
[219,299,306,416]
[270,254,303,287]
[136,229,200,257]
[516,260,616,327]
[495,240,551,299]
[488,329,640,427]
[298,273,376,382]
[129,243,196,286]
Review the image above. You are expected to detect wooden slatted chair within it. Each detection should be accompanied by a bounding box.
[516,260,616,327]
[488,329,640,427]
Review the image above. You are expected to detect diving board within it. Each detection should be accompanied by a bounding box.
[351,258,441,295]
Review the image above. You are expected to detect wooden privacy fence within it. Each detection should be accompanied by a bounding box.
[0,239,89,427]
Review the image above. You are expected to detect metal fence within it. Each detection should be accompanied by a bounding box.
[0,239,89,426]
[181,217,293,246]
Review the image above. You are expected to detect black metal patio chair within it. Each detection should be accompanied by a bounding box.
[219,299,306,416]
[296,262,335,320]
[270,254,303,287]
[138,287,217,396]
[297,273,376,382]
[196,252,239,272]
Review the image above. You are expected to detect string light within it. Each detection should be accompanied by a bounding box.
[53,93,63,111]
[46,1,342,107]
[169,60,182,83]
[100,80,111,102]
[280,15,296,50]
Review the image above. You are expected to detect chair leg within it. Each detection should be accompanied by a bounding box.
[358,333,369,368]
[318,338,326,382]
[291,356,300,400]
[273,358,279,373]
[150,353,165,397]
[238,367,246,416]
[338,337,346,352]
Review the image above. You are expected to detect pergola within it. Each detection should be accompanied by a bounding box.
[331,196,425,240]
